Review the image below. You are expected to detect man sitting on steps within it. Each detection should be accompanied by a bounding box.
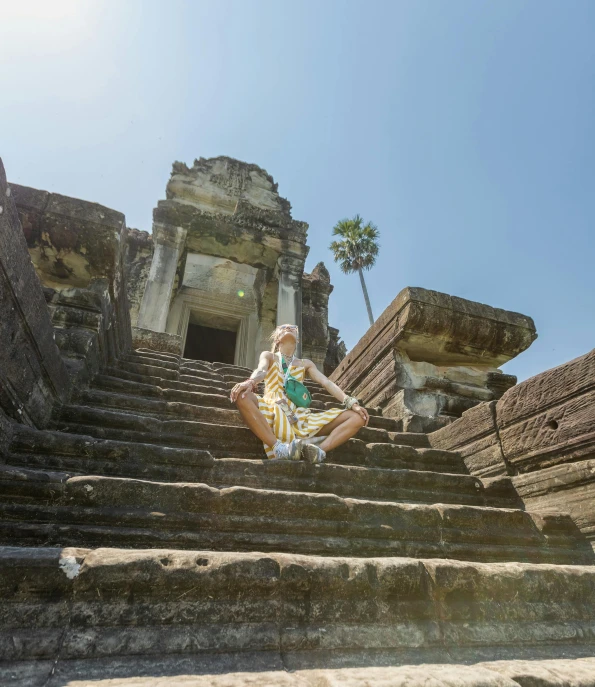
[230,323,369,464]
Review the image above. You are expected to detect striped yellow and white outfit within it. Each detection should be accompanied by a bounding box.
[257,352,346,459]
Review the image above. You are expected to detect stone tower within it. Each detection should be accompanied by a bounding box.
[134,157,314,366]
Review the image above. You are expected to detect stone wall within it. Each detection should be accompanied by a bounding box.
[331,287,536,431]
[11,181,132,385]
[0,158,71,443]
[429,347,595,548]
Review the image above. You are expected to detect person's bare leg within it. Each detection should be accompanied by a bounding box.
[235,392,278,447]
[315,411,366,453]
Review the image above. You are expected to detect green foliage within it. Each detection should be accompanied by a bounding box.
[329,214,380,275]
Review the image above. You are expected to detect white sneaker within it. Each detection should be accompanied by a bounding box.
[301,443,326,464]
[271,439,301,461]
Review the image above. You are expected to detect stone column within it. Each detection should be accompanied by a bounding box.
[301,262,334,369]
[137,223,187,333]
[276,255,304,356]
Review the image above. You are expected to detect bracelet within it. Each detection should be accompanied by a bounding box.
[342,396,359,410]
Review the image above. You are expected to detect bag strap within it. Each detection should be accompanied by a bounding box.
[278,351,293,387]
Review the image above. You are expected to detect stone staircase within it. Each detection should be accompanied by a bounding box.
[1,348,595,685]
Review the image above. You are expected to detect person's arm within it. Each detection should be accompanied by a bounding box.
[230,351,272,402]
[304,359,369,425]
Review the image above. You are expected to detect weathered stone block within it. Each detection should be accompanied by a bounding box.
[0,159,70,430]
[11,182,133,372]
[2,548,595,668]
[429,402,510,477]
[497,348,595,473]
[512,459,595,547]
[11,183,124,292]
[331,287,534,427]
[392,287,537,366]
[132,327,182,356]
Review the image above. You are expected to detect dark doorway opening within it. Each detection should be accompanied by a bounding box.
[183,323,237,363]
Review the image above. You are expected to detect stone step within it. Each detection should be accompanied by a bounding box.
[54,403,402,457]
[10,426,465,480]
[212,361,252,374]
[0,453,488,512]
[80,388,233,416]
[180,362,228,381]
[122,356,407,433]
[93,372,227,399]
[134,347,181,363]
[117,356,227,386]
[120,351,179,371]
[8,425,217,475]
[182,359,219,374]
[0,471,589,563]
[219,372,252,386]
[53,409,433,463]
[2,546,595,669]
[115,358,181,381]
[389,431,430,448]
[180,371,225,385]
[0,450,486,508]
[52,418,431,467]
[96,368,397,431]
[312,393,337,406]
[6,655,595,687]
[364,443,467,473]
[81,386,338,424]
[367,415,402,432]
[103,365,227,395]
[51,414,268,458]
[115,357,403,433]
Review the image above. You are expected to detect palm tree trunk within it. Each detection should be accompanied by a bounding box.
[358,267,374,326]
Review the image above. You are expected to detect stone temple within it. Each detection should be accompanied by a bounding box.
[1,154,595,685]
[127,156,345,373]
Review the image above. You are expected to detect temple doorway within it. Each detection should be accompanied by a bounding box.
[183,323,237,363]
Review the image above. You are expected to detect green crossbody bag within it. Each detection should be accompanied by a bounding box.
[281,357,312,409]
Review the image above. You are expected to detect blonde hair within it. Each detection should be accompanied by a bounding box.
[269,324,299,352]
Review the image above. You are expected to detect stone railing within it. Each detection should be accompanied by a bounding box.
[429,346,595,549]
[0,156,186,454]
[330,286,536,432]
[11,181,133,386]
[0,159,71,446]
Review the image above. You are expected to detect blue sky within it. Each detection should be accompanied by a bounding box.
[2,0,593,381]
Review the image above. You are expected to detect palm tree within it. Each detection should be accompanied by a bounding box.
[329,214,380,326]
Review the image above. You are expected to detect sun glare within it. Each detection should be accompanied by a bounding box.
[2,0,82,21]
